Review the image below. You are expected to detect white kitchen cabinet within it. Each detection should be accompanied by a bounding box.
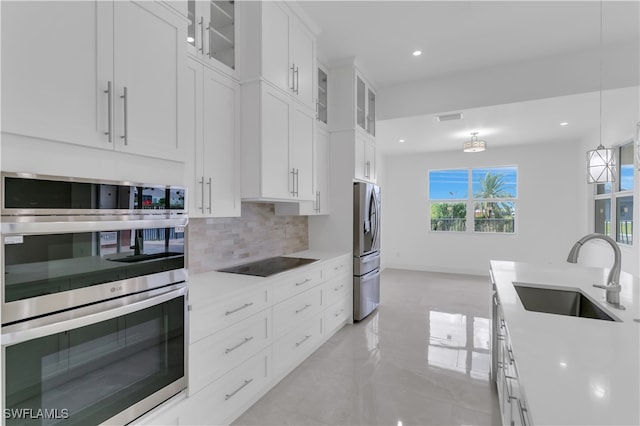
[241,81,315,202]
[240,1,316,110]
[274,126,330,216]
[1,0,186,162]
[187,0,236,74]
[329,62,376,137]
[355,132,377,183]
[492,291,532,426]
[185,57,240,218]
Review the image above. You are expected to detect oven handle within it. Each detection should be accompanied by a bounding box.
[1,284,187,346]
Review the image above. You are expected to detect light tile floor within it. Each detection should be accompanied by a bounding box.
[233,268,501,426]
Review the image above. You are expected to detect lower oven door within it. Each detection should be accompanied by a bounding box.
[1,284,187,426]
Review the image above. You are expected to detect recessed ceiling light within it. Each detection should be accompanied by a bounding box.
[412,50,422,56]
[187,36,195,43]
[399,139,405,143]
[560,122,569,126]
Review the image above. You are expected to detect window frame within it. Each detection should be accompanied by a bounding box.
[593,140,634,246]
[429,165,518,235]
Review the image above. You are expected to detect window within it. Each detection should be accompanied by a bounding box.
[594,142,634,245]
[429,166,517,234]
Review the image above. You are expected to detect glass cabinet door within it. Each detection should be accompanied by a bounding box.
[317,68,328,124]
[367,88,375,136]
[356,76,366,129]
[187,1,235,70]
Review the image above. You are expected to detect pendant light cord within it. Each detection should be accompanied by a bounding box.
[599,0,603,148]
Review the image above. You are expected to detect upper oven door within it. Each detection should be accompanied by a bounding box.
[2,172,186,216]
[1,218,187,325]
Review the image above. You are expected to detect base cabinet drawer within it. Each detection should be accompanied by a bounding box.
[273,315,322,377]
[324,275,350,308]
[189,310,271,395]
[273,267,323,303]
[324,297,349,336]
[272,285,322,339]
[322,255,351,281]
[190,287,270,343]
[182,348,271,426]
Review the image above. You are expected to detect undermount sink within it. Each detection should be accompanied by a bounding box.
[513,283,619,322]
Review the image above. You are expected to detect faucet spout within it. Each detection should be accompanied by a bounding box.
[566,233,624,309]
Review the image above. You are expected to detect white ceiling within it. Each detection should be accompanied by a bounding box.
[294,0,640,155]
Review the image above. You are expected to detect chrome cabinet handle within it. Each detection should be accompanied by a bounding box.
[507,348,515,364]
[206,22,213,58]
[199,17,204,53]
[120,86,128,145]
[297,169,300,197]
[198,177,205,213]
[333,284,344,291]
[295,278,312,286]
[295,304,312,314]
[290,168,296,195]
[207,177,212,213]
[316,99,319,120]
[225,302,254,316]
[224,378,253,401]
[334,308,344,317]
[104,81,112,142]
[315,191,320,212]
[295,334,311,347]
[295,66,299,94]
[290,64,296,91]
[225,336,254,354]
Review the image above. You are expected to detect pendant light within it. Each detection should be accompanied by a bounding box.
[586,0,616,184]
[463,132,486,153]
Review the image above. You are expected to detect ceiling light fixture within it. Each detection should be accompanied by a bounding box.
[560,122,569,126]
[399,139,405,143]
[587,0,616,184]
[463,132,486,153]
[412,50,422,56]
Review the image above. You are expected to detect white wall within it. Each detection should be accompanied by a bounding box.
[381,141,582,276]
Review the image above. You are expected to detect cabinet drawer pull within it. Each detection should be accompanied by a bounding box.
[334,265,344,271]
[225,336,254,354]
[120,86,128,145]
[333,284,344,292]
[507,348,515,364]
[295,304,312,314]
[294,66,299,94]
[295,278,312,286]
[295,334,312,347]
[104,81,112,142]
[206,177,212,213]
[198,176,205,212]
[290,64,296,91]
[496,334,505,341]
[225,302,254,316]
[334,308,344,317]
[224,378,253,401]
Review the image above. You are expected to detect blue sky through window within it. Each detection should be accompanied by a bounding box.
[429,169,468,200]
[429,167,517,200]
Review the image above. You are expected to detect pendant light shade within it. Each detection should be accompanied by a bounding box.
[587,144,616,183]
[463,132,486,153]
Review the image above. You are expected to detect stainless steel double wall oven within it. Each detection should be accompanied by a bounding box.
[1,173,188,425]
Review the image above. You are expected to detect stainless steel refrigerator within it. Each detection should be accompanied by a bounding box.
[353,182,381,321]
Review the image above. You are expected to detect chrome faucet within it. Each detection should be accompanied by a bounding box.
[566,233,625,310]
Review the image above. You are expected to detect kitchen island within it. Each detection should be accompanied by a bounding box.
[490,260,640,425]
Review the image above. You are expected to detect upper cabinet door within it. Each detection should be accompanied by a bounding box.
[1,1,113,148]
[261,2,290,94]
[289,20,314,107]
[188,0,236,74]
[114,0,186,160]
[203,68,240,217]
[291,103,315,201]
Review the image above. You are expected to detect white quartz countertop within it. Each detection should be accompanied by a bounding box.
[490,260,640,425]
[189,250,350,306]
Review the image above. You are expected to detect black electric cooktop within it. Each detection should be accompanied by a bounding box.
[218,256,318,277]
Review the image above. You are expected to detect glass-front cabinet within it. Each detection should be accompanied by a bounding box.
[356,73,376,136]
[188,0,235,71]
[317,66,328,125]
